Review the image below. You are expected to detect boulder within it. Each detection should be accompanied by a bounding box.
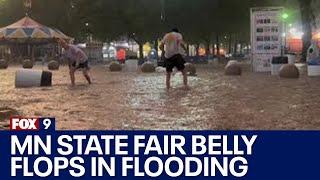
[279,64,299,78]
[48,60,60,70]
[109,62,122,72]
[184,63,197,76]
[22,59,33,69]
[227,60,239,66]
[225,61,242,76]
[0,59,8,69]
[141,62,155,73]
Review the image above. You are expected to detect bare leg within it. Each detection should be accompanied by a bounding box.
[82,69,92,84]
[69,67,76,86]
[182,69,188,87]
[166,72,171,90]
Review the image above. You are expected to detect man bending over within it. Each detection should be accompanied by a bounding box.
[57,39,92,86]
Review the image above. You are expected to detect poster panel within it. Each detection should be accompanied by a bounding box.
[251,7,283,72]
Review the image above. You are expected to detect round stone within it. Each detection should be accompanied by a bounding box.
[227,60,238,66]
[22,59,34,69]
[184,63,197,76]
[225,61,242,76]
[279,64,299,78]
[141,62,155,73]
[0,59,8,69]
[109,62,122,72]
[48,60,60,70]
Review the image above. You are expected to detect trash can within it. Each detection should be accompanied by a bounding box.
[15,69,52,88]
[271,56,288,75]
[125,59,138,72]
[307,57,320,76]
[286,53,296,64]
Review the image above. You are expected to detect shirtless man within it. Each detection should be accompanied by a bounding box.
[160,28,188,90]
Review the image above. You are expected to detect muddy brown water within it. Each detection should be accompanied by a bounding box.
[0,63,320,130]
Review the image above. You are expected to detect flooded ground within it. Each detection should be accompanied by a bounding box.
[1,62,320,130]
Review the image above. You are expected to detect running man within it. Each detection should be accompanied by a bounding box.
[160,28,188,90]
[57,39,92,86]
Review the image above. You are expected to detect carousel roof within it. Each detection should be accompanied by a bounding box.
[0,16,72,43]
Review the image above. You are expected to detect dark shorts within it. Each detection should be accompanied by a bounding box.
[69,60,89,70]
[165,54,185,73]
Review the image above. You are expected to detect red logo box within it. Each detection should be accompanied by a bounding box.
[10,117,40,131]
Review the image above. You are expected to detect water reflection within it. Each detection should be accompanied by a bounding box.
[1,64,320,130]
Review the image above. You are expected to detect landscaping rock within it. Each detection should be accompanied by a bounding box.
[109,62,122,72]
[22,59,33,69]
[48,60,60,70]
[184,63,197,76]
[225,61,242,76]
[279,64,299,78]
[0,59,8,69]
[141,62,155,73]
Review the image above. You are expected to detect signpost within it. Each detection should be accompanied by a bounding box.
[251,7,284,72]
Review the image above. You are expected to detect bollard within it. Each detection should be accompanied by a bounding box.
[109,62,122,72]
[125,59,138,72]
[0,59,8,69]
[279,64,299,79]
[48,60,60,70]
[225,60,242,76]
[141,62,155,73]
[184,63,197,76]
[22,59,34,69]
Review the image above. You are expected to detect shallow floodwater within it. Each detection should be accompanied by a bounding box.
[1,63,320,130]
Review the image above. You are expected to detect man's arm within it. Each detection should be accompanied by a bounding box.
[159,42,165,51]
[76,51,86,60]
[75,49,87,66]
[160,34,167,52]
[180,40,188,53]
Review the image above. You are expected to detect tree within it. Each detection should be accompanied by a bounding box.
[298,0,313,61]
[75,0,164,59]
[0,0,80,38]
[1,0,310,61]
[0,0,25,26]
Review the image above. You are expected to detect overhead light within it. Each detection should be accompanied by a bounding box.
[282,13,289,20]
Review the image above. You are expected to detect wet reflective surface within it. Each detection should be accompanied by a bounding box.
[1,63,320,130]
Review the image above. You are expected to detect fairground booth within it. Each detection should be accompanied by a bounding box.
[287,30,320,53]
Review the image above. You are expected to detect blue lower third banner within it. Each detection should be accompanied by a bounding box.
[0,118,319,179]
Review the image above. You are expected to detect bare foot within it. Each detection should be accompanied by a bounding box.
[183,85,190,90]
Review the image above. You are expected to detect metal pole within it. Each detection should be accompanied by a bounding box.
[161,0,165,22]
[284,22,287,55]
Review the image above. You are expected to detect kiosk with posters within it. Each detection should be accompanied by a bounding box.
[250,7,283,72]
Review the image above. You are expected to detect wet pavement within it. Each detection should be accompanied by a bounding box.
[1,63,320,130]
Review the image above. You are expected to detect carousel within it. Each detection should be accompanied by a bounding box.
[0,16,72,63]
